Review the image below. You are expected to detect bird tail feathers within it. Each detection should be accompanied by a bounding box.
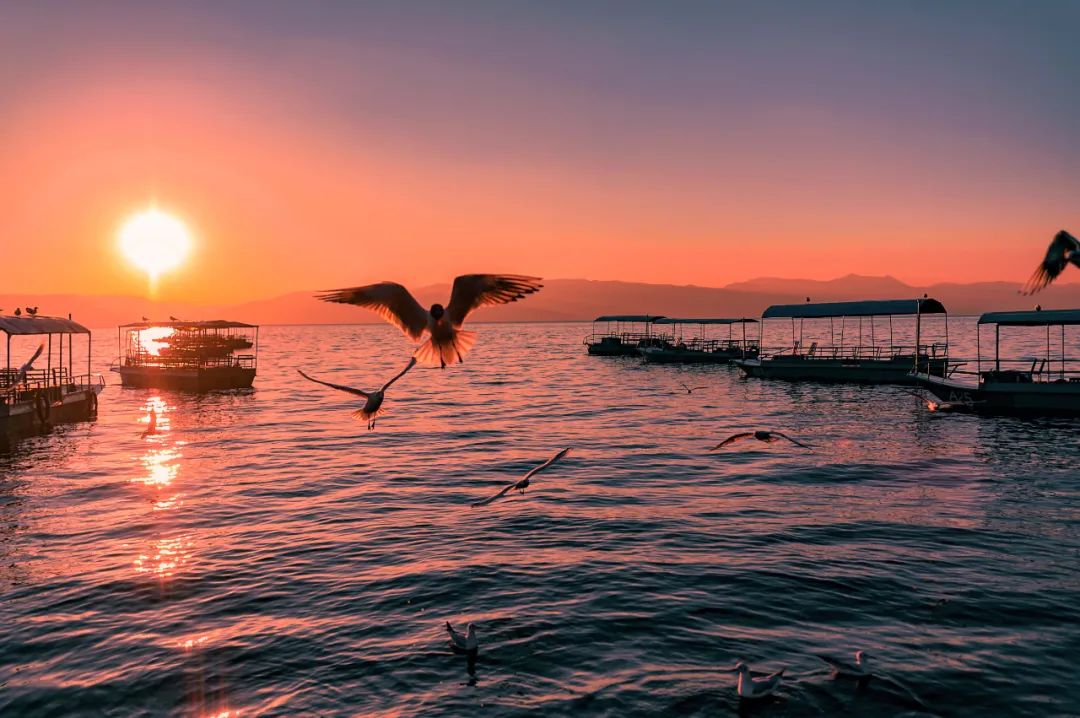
[413,330,477,368]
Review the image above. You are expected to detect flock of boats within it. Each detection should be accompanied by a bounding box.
[585,298,1080,416]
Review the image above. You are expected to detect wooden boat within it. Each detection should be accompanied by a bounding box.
[1,315,104,438]
[111,320,258,391]
[584,315,670,356]
[735,298,949,384]
[639,318,759,364]
[914,308,1080,415]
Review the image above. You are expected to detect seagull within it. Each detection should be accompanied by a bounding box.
[142,407,158,436]
[470,448,571,507]
[297,357,416,430]
[25,306,38,317]
[1022,229,1079,295]
[9,343,44,389]
[141,316,149,322]
[14,308,21,316]
[710,430,811,450]
[316,274,543,368]
[445,621,478,655]
[817,650,873,679]
[726,662,784,700]
[168,316,179,322]
[679,381,708,394]
[900,389,972,413]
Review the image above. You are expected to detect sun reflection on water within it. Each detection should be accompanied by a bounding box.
[133,535,191,578]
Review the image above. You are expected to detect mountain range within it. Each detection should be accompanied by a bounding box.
[3,275,1077,328]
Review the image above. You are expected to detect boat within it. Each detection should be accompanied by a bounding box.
[914,308,1080,415]
[1,314,104,437]
[584,315,670,356]
[639,318,759,363]
[734,298,949,384]
[111,320,258,391]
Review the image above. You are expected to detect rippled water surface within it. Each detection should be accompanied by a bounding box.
[2,322,1078,717]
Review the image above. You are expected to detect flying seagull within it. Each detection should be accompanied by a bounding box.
[900,388,970,413]
[1022,229,1079,295]
[711,430,811,450]
[445,621,478,655]
[8,343,44,390]
[471,448,571,507]
[142,407,158,436]
[297,357,416,430]
[679,381,708,394]
[817,650,873,679]
[316,274,543,368]
[726,662,784,700]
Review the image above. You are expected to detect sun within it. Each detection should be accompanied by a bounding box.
[118,208,192,290]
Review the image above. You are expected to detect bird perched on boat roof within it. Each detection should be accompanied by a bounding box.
[1022,229,1079,295]
[471,447,571,507]
[25,306,38,317]
[169,315,179,322]
[711,430,811,450]
[297,357,416,430]
[316,274,543,368]
[14,308,21,316]
[726,661,784,700]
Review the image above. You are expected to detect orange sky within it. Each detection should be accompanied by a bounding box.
[2,2,1078,303]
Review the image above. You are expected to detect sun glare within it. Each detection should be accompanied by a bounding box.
[119,208,192,290]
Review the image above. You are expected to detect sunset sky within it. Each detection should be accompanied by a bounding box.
[2,1,1078,303]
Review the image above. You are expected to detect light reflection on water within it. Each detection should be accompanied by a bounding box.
[0,321,1077,717]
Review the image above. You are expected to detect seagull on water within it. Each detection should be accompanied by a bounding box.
[445,621,478,655]
[726,662,784,700]
[297,357,416,430]
[711,430,811,450]
[471,448,571,507]
[316,274,543,368]
[142,407,158,436]
[1023,229,1079,295]
[817,650,873,679]
[679,381,707,394]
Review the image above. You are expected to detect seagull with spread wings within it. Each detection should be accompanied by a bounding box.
[679,381,707,394]
[1023,230,1079,295]
[471,448,571,507]
[8,343,44,392]
[899,388,971,413]
[316,274,543,368]
[297,358,416,430]
[710,430,811,450]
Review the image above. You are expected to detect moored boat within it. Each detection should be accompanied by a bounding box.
[111,320,258,391]
[639,318,759,363]
[735,298,949,384]
[914,308,1080,415]
[1,314,104,438]
[584,315,669,356]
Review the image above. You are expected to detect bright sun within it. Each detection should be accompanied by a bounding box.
[119,208,192,287]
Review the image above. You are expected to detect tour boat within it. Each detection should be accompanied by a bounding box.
[639,318,759,364]
[914,308,1080,415]
[1,314,104,438]
[584,315,670,356]
[111,320,258,391]
[735,298,950,384]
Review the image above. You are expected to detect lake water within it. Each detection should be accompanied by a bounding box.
[1,321,1078,716]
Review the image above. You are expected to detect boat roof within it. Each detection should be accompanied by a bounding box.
[762,298,947,319]
[654,317,758,325]
[0,315,91,335]
[592,315,665,323]
[120,319,258,330]
[978,309,1080,326]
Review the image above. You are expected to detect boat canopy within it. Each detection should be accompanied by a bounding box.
[120,319,258,330]
[0,315,91,335]
[654,317,758,325]
[978,309,1080,326]
[762,298,946,319]
[592,315,665,323]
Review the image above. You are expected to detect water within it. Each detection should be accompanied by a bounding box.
[1,321,1078,717]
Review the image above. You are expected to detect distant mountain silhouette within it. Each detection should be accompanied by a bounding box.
[3,275,1078,328]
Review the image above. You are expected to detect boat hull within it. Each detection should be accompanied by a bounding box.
[915,373,1080,416]
[112,366,255,391]
[0,386,101,438]
[736,356,946,384]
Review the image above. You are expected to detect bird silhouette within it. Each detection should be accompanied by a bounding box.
[471,448,571,507]
[169,315,179,322]
[316,274,543,368]
[1022,229,1079,294]
[711,430,811,450]
[25,306,38,316]
[14,308,22,316]
[297,358,416,430]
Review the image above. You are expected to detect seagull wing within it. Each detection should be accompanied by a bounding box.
[315,282,428,340]
[711,432,753,450]
[19,343,44,373]
[446,274,543,327]
[296,369,369,398]
[773,431,811,448]
[1023,230,1080,295]
[470,482,517,508]
[380,357,417,392]
[520,447,571,482]
[445,621,467,649]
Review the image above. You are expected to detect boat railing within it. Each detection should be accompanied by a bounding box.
[761,343,944,361]
[1,370,103,405]
[959,357,1080,385]
[123,351,256,370]
[665,338,761,354]
[584,330,673,346]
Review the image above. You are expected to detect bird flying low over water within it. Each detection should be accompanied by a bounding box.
[297,358,416,430]
[1023,229,1079,295]
[470,448,571,507]
[316,274,543,368]
[900,389,970,413]
[727,662,784,700]
[679,382,707,394]
[817,650,873,679]
[445,621,478,655]
[711,430,811,450]
[9,343,44,390]
[142,407,158,436]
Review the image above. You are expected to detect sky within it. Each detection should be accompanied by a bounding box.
[2,0,1078,303]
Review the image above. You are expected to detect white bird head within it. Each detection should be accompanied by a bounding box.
[856,650,871,664]
[726,661,749,674]
[466,623,476,638]
[430,303,446,320]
